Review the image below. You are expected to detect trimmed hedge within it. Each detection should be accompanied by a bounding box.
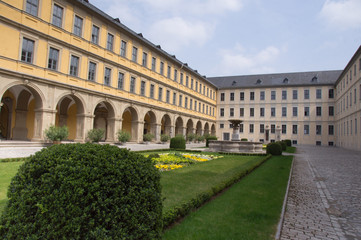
[277,141,287,151]
[283,139,292,147]
[266,142,283,155]
[170,136,186,150]
[206,136,217,147]
[0,143,162,239]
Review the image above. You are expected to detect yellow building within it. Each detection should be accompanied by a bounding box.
[0,0,217,143]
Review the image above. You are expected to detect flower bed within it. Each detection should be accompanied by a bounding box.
[146,153,223,171]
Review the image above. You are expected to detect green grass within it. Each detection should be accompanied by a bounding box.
[162,155,293,240]
[0,161,24,213]
[285,146,296,153]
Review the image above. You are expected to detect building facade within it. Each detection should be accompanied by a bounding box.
[0,0,217,143]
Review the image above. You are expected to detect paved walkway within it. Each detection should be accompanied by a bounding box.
[280,145,361,240]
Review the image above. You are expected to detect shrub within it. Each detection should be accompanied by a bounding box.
[197,135,205,142]
[160,134,170,143]
[266,142,282,155]
[117,130,131,143]
[170,136,186,150]
[277,141,287,151]
[0,143,162,239]
[143,133,154,142]
[87,128,105,143]
[206,136,217,147]
[241,138,248,142]
[186,133,196,142]
[44,125,68,142]
[283,139,292,147]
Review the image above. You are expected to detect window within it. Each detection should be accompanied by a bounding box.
[120,41,127,57]
[316,125,322,135]
[221,93,225,101]
[26,0,38,16]
[304,89,309,99]
[158,87,163,101]
[160,62,164,75]
[223,133,230,141]
[180,73,183,84]
[316,106,322,116]
[304,107,309,116]
[174,69,178,81]
[167,66,171,78]
[329,106,334,116]
[151,57,156,71]
[91,25,100,44]
[240,124,244,133]
[69,55,79,76]
[118,72,124,89]
[228,92,234,101]
[186,76,189,87]
[189,98,192,109]
[73,16,83,37]
[328,125,334,135]
[250,92,255,100]
[166,90,170,103]
[240,92,244,101]
[194,100,197,111]
[293,90,298,100]
[316,141,321,146]
[191,79,194,89]
[142,52,148,67]
[132,47,138,62]
[52,4,63,27]
[179,95,182,107]
[304,125,309,135]
[316,89,322,99]
[130,77,136,93]
[271,107,276,117]
[140,81,146,96]
[150,84,155,98]
[104,68,111,86]
[282,125,287,134]
[282,90,287,100]
[293,107,298,117]
[230,108,234,117]
[260,124,265,133]
[328,89,334,98]
[282,107,287,117]
[271,91,276,100]
[48,47,59,70]
[172,93,176,105]
[220,124,224,129]
[249,124,254,133]
[88,62,96,81]
[260,107,265,117]
[240,108,244,117]
[196,82,198,92]
[220,108,224,117]
[260,91,265,100]
[250,108,254,117]
[271,124,275,134]
[292,125,298,134]
[21,38,34,63]
[107,33,114,51]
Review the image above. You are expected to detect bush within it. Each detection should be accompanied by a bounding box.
[117,130,131,143]
[266,142,282,155]
[186,133,196,142]
[0,143,162,239]
[196,135,205,142]
[160,134,170,143]
[241,138,248,142]
[283,139,292,147]
[143,133,154,142]
[277,141,287,151]
[87,128,105,142]
[44,125,68,142]
[170,136,186,150]
[206,136,217,147]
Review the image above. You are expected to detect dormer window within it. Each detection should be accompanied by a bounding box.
[232,81,237,86]
[312,76,318,82]
[283,78,288,84]
[256,79,262,84]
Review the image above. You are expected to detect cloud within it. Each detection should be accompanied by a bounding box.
[147,17,214,52]
[216,44,281,75]
[320,0,361,30]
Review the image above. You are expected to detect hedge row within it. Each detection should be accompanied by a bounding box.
[162,154,271,228]
[0,157,28,163]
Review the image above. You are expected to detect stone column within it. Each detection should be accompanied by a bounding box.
[113,118,122,142]
[105,117,116,142]
[74,113,87,142]
[134,120,142,143]
[170,125,175,138]
[12,109,28,140]
[182,127,187,137]
[154,123,161,143]
[32,108,57,141]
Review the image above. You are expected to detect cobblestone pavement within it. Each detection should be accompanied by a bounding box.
[280,145,361,240]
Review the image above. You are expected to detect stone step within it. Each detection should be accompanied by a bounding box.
[0,140,51,147]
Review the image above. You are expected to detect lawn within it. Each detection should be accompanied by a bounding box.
[285,146,296,153]
[162,155,293,240]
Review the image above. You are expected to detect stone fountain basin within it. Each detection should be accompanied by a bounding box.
[208,140,263,153]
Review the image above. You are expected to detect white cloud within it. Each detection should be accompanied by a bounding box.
[147,17,214,52]
[320,0,361,30]
[216,44,281,75]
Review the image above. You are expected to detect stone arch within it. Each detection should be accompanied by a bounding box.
[204,122,210,136]
[160,114,172,136]
[211,123,216,136]
[196,120,203,136]
[55,94,85,141]
[122,106,139,142]
[92,101,116,142]
[186,119,194,136]
[143,110,157,136]
[0,83,44,140]
[175,116,184,136]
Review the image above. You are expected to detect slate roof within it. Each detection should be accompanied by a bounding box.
[207,70,343,89]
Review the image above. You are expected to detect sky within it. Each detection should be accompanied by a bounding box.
[90,0,361,77]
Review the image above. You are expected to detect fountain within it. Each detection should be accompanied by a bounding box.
[209,119,263,153]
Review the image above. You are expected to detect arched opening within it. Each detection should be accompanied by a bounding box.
[56,95,85,141]
[93,102,115,141]
[211,123,216,136]
[186,119,194,136]
[0,85,43,140]
[122,107,139,142]
[143,111,156,135]
[204,122,210,136]
[161,114,172,136]
[175,117,184,136]
[196,121,202,136]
